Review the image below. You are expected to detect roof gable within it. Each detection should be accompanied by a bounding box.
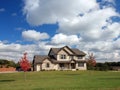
[62,46,75,55]
[33,55,49,63]
[57,49,69,55]
[71,49,86,56]
[48,48,60,56]
[48,46,86,56]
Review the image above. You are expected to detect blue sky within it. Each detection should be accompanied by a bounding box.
[0,0,58,43]
[0,0,120,62]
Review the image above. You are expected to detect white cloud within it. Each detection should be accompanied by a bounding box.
[23,0,119,42]
[1,37,120,62]
[23,0,98,25]
[0,40,65,62]
[22,30,49,41]
[51,33,80,45]
[0,0,120,61]
[76,40,120,62]
[14,0,120,62]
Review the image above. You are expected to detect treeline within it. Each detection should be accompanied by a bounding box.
[0,59,19,68]
[87,62,120,71]
[0,59,120,71]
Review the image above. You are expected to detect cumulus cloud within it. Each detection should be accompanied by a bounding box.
[1,0,120,62]
[51,33,80,45]
[23,0,98,25]
[22,30,49,41]
[20,0,120,62]
[23,0,120,42]
[0,40,66,62]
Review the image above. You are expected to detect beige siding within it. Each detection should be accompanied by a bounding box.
[57,50,70,61]
[42,59,58,70]
[74,56,85,60]
[76,63,87,70]
[63,47,73,55]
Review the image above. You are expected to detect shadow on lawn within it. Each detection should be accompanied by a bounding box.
[0,80,15,82]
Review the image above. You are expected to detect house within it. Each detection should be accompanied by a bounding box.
[33,46,87,71]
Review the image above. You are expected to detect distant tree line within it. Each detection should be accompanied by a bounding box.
[0,59,20,68]
[87,62,120,71]
[87,53,120,71]
[0,59,31,71]
[0,58,120,71]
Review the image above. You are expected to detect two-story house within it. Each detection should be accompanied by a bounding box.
[33,46,87,71]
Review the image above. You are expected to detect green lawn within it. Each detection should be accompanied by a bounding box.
[0,71,120,90]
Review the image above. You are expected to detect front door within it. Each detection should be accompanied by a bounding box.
[71,63,75,69]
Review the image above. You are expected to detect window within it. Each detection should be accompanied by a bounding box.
[46,63,50,68]
[60,55,66,59]
[78,56,83,59]
[59,63,64,67]
[78,63,84,67]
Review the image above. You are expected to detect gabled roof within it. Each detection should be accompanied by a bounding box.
[33,55,71,64]
[33,55,49,63]
[33,55,86,64]
[48,48,60,55]
[72,49,86,56]
[48,46,86,56]
[33,46,86,64]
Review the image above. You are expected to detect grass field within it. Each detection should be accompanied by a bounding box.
[0,71,120,90]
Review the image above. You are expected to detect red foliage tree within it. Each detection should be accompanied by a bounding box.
[19,53,31,72]
[87,53,96,67]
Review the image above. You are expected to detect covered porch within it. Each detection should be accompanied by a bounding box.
[58,60,76,70]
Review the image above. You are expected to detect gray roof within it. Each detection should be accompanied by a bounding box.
[49,46,86,56]
[50,48,60,54]
[33,55,86,64]
[72,49,86,56]
[33,46,86,64]
[33,55,48,63]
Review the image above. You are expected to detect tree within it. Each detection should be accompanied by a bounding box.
[87,53,96,70]
[0,59,16,68]
[19,52,31,71]
[19,52,31,81]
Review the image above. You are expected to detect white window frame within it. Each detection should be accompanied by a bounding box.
[60,54,66,59]
[78,56,83,59]
[78,63,84,67]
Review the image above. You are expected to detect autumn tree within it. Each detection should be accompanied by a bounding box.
[87,53,96,70]
[19,52,31,81]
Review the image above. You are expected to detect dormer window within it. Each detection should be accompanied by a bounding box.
[60,54,66,59]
